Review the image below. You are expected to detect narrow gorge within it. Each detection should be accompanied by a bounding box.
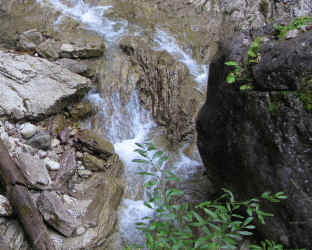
[0,0,311,249]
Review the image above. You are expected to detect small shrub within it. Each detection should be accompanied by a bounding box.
[274,16,312,39]
[129,142,288,250]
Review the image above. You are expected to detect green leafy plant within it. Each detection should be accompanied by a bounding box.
[249,239,284,250]
[247,37,262,63]
[224,61,242,84]
[274,16,312,39]
[130,142,288,250]
[224,37,262,91]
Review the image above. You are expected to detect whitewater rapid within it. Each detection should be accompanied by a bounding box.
[36,0,208,246]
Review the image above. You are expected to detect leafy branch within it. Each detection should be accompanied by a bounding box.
[127,142,289,250]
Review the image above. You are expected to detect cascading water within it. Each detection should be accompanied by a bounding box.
[36,0,208,247]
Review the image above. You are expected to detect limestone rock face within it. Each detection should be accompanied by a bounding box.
[119,37,203,144]
[196,31,312,248]
[0,51,92,120]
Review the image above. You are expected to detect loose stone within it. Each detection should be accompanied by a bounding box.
[0,195,13,216]
[20,123,38,139]
[44,158,61,171]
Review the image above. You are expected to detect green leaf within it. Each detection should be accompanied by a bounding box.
[152,150,163,160]
[226,72,236,84]
[144,201,153,209]
[249,244,262,250]
[157,155,168,166]
[232,214,244,219]
[248,49,257,58]
[245,225,256,229]
[136,171,155,176]
[275,192,287,199]
[166,189,184,198]
[238,230,253,236]
[225,61,239,67]
[134,149,148,158]
[144,142,157,151]
[208,222,221,232]
[223,236,237,247]
[144,180,157,188]
[192,211,205,225]
[132,159,149,164]
[240,84,252,91]
[243,217,254,226]
[261,191,271,199]
[194,237,207,249]
[226,233,242,241]
[135,142,144,149]
[203,208,219,220]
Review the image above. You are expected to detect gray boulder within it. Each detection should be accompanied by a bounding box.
[0,51,91,120]
[37,191,83,237]
[17,29,44,51]
[28,131,51,150]
[15,152,51,187]
[36,39,61,59]
[196,31,312,248]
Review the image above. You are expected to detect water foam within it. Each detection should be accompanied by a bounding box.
[154,28,208,89]
[37,0,128,42]
[36,0,209,246]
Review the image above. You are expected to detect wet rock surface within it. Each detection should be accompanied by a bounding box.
[196,31,312,248]
[119,37,204,144]
[0,0,308,249]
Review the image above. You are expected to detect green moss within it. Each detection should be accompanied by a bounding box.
[274,16,312,39]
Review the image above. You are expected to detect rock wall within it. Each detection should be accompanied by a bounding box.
[119,37,203,144]
[196,29,312,248]
[0,46,124,249]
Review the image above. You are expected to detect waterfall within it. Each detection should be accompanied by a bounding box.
[36,0,208,247]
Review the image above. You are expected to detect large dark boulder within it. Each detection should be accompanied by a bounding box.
[196,31,312,248]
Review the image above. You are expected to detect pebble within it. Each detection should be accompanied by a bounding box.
[38,150,48,159]
[44,157,61,170]
[4,121,15,131]
[76,151,83,159]
[51,138,61,148]
[78,169,92,178]
[28,132,51,150]
[20,123,38,139]
[0,195,13,216]
[75,226,86,236]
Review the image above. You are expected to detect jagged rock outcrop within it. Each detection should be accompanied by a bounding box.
[0,51,91,120]
[119,37,203,144]
[0,46,124,248]
[196,31,312,248]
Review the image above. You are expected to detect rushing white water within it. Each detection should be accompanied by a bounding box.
[154,28,208,89]
[36,0,207,247]
[37,0,208,84]
[36,0,128,42]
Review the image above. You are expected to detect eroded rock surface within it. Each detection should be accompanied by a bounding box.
[0,51,92,120]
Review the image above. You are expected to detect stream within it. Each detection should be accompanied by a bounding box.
[36,0,209,247]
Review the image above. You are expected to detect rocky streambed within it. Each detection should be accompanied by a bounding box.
[0,0,311,249]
